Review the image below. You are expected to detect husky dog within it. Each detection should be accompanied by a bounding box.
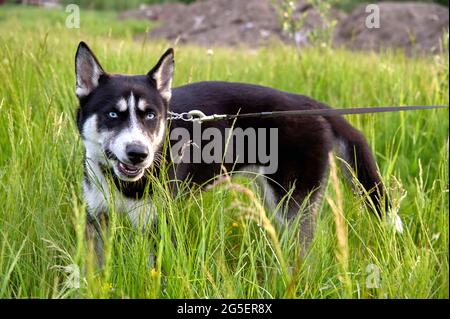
[75,42,402,262]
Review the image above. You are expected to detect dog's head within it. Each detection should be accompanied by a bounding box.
[75,42,174,182]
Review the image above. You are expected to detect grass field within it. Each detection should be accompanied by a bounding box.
[0,5,448,298]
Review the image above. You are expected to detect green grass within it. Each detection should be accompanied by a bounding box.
[334,0,449,12]
[66,0,195,11]
[0,5,448,298]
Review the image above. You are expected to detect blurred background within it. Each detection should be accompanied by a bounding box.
[2,0,448,55]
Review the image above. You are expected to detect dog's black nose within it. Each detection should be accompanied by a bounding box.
[126,143,149,164]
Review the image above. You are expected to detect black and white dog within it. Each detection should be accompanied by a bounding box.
[75,42,402,261]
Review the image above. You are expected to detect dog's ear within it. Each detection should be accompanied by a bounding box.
[75,42,105,98]
[147,48,174,103]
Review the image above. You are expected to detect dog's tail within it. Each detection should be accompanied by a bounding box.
[326,114,403,232]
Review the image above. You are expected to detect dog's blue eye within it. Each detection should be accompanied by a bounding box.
[108,112,118,119]
[145,112,156,120]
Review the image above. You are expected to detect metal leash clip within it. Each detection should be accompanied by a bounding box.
[168,110,228,123]
[167,111,191,121]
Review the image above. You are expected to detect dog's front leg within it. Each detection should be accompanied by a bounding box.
[127,205,158,268]
[85,212,109,267]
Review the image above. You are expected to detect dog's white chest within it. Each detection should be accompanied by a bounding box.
[82,166,156,229]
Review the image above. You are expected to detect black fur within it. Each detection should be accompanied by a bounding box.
[168,81,388,217]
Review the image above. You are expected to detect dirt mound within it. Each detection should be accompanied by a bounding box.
[119,0,449,54]
[122,0,335,48]
[146,0,284,47]
[335,2,449,54]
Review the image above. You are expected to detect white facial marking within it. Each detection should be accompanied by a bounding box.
[128,92,136,115]
[137,98,147,112]
[82,115,107,165]
[76,86,90,98]
[128,93,139,130]
[117,98,127,112]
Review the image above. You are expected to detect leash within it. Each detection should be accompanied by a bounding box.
[168,105,448,123]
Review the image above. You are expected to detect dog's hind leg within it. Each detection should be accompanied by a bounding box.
[237,164,326,253]
[283,179,327,252]
[270,124,334,251]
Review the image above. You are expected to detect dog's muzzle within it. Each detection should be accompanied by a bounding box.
[105,143,153,182]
